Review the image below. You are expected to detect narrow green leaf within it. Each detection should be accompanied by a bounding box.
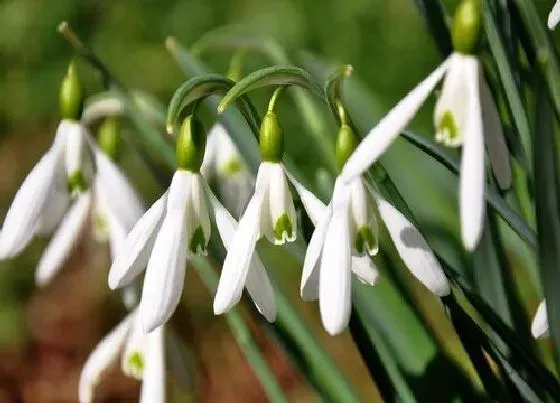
[412,0,453,56]
[483,1,533,168]
[192,257,288,403]
[166,74,261,137]
[217,66,325,114]
[511,0,560,123]
[534,80,560,368]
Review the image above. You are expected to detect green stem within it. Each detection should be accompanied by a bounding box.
[192,257,288,403]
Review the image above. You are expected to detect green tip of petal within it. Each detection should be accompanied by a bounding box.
[126,351,145,376]
[355,227,377,255]
[67,170,88,193]
[189,227,208,254]
[435,111,461,147]
[273,214,294,244]
[220,157,242,175]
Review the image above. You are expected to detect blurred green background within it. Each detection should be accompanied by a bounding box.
[0,0,556,401]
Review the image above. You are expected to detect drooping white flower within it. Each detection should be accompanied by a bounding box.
[108,169,276,332]
[78,310,166,403]
[201,124,254,218]
[550,1,560,30]
[531,301,549,339]
[290,175,450,335]
[33,134,144,286]
[340,53,511,251]
[213,161,297,317]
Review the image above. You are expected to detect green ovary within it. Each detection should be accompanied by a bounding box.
[274,214,294,243]
[127,351,144,376]
[436,111,460,146]
[355,226,377,255]
[189,227,207,254]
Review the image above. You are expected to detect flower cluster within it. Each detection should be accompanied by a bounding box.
[2,0,558,400]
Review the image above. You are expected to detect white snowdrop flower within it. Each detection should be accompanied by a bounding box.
[213,109,297,317]
[0,120,92,263]
[531,301,549,339]
[340,1,510,252]
[201,123,254,218]
[108,115,276,332]
[78,310,166,403]
[33,131,144,286]
[549,1,560,30]
[291,174,449,335]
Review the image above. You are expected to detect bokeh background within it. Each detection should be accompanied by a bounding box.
[0,0,555,401]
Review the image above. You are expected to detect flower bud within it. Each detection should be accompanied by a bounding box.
[259,112,284,162]
[452,0,482,55]
[336,124,359,172]
[176,115,206,172]
[59,60,83,121]
[98,116,121,161]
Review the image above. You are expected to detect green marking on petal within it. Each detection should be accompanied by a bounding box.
[67,170,88,193]
[274,213,294,243]
[127,351,144,375]
[355,226,377,255]
[220,157,242,175]
[436,111,459,145]
[93,213,109,238]
[189,226,207,254]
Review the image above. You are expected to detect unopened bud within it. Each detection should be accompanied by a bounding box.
[259,112,284,162]
[336,124,359,172]
[98,116,121,161]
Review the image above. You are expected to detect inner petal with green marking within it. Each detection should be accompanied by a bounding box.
[355,226,378,256]
[435,110,462,147]
[126,351,144,379]
[273,213,294,244]
[67,170,88,194]
[219,157,242,175]
[189,226,207,254]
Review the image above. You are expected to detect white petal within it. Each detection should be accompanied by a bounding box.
[319,195,352,335]
[0,146,63,258]
[209,191,276,321]
[351,256,380,285]
[301,205,332,301]
[549,1,560,29]
[200,124,221,177]
[140,172,190,332]
[531,301,549,339]
[140,326,166,403]
[340,57,452,183]
[216,173,254,219]
[460,59,486,251]
[266,163,296,245]
[35,188,70,236]
[64,122,91,179]
[213,190,266,315]
[122,284,139,309]
[374,194,450,296]
[285,172,326,226]
[35,192,92,286]
[108,193,167,289]
[480,76,511,190]
[81,97,125,126]
[95,149,145,229]
[186,173,211,254]
[78,312,135,403]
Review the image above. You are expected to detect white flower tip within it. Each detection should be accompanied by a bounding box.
[107,271,121,290]
[212,293,237,316]
[78,383,94,403]
[461,229,482,252]
[531,302,549,339]
[323,316,347,336]
[432,280,451,297]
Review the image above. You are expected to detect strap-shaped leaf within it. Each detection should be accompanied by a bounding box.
[166,74,261,137]
[218,66,326,113]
